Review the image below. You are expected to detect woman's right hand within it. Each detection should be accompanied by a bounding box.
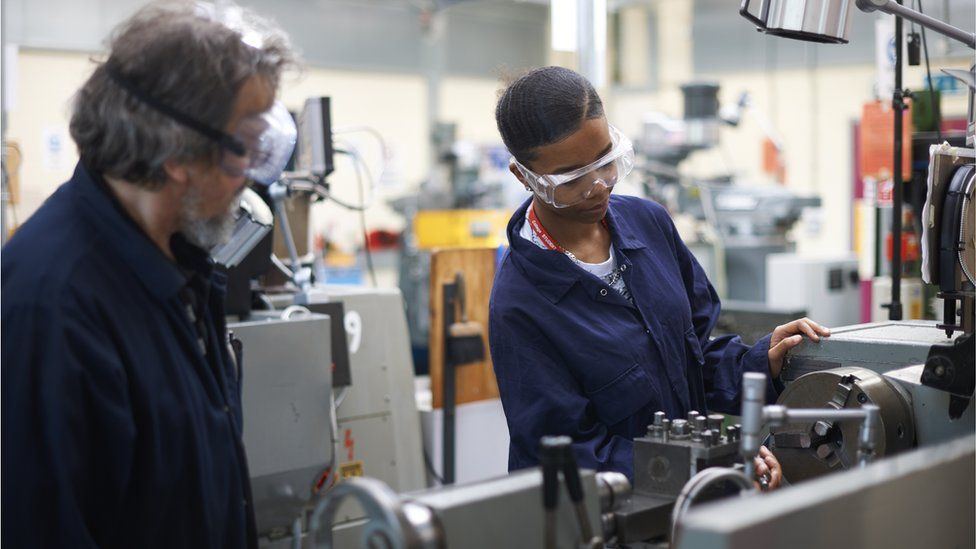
[753,446,783,491]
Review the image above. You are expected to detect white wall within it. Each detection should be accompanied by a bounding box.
[607,2,973,256]
[4,49,506,251]
[5,49,94,221]
[5,5,973,259]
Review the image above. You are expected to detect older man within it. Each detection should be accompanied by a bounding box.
[2,3,296,547]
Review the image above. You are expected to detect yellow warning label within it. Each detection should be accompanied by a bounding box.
[338,461,364,480]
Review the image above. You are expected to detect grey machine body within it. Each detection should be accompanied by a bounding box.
[231,285,426,547]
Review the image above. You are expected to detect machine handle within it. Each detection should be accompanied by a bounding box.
[560,446,585,504]
[539,436,569,511]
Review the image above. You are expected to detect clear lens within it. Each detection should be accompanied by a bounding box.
[516,125,635,208]
[550,157,626,207]
[220,101,297,185]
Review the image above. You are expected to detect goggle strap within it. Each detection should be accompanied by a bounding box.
[106,63,247,157]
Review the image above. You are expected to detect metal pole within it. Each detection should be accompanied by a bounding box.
[1,2,9,246]
[889,2,905,321]
[780,408,871,421]
[857,0,976,48]
[576,0,606,89]
[423,8,446,190]
[740,373,767,481]
[858,404,881,466]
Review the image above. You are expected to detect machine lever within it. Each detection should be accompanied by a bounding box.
[539,437,564,549]
[560,445,597,546]
[539,436,602,548]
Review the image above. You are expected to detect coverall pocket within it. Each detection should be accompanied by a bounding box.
[585,363,654,426]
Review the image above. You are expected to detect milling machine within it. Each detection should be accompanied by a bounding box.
[207,96,429,548]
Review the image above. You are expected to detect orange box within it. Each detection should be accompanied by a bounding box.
[859,101,912,181]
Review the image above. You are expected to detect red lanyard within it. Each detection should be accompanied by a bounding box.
[527,206,608,253]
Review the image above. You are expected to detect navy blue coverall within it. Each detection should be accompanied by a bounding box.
[2,163,256,548]
[489,194,777,480]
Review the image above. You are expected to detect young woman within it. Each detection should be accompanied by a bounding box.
[488,66,829,485]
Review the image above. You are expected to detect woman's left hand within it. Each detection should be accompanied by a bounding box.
[753,446,783,491]
[767,317,831,377]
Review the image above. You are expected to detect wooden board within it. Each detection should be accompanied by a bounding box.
[429,247,500,409]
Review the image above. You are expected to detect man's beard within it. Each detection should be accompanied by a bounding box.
[177,186,241,251]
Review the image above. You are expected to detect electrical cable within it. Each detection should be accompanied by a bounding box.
[280,304,312,319]
[290,517,302,549]
[289,145,380,287]
[325,146,376,211]
[311,387,351,501]
[332,125,390,186]
[270,253,296,279]
[313,389,341,498]
[329,147,379,287]
[422,446,446,486]
[334,386,350,409]
[353,150,378,288]
[256,293,276,311]
[916,0,943,143]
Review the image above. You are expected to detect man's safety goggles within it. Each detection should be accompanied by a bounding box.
[107,64,296,185]
[216,101,297,185]
[512,124,635,208]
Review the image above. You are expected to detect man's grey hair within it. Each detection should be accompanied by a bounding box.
[70,1,297,189]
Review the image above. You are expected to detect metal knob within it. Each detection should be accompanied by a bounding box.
[654,411,666,426]
[700,429,712,447]
[726,425,739,442]
[694,415,707,433]
[687,410,700,424]
[671,419,691,437]
[707,414,724,433]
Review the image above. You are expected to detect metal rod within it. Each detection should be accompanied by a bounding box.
[890,0,905,321]
[858,405,881,466]
[860,0,976,48]
[271,185,302,273]
[781,408,871,421]
[442,282,457,485]
[739,373,766,484]
[544,511,557,549]
[573,504,595,545]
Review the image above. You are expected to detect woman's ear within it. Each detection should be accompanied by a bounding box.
[509,161,531,191]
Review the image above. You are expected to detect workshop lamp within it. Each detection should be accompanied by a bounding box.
[739,0,975,322]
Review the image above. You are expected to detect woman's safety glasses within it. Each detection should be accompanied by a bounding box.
[512,124,635,208]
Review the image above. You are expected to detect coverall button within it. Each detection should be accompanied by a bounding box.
[599,288,608,297]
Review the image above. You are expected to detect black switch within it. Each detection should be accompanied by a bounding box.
[907,33,921,66]
[828,268,843,291]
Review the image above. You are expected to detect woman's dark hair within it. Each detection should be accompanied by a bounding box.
[495,66,604,167]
